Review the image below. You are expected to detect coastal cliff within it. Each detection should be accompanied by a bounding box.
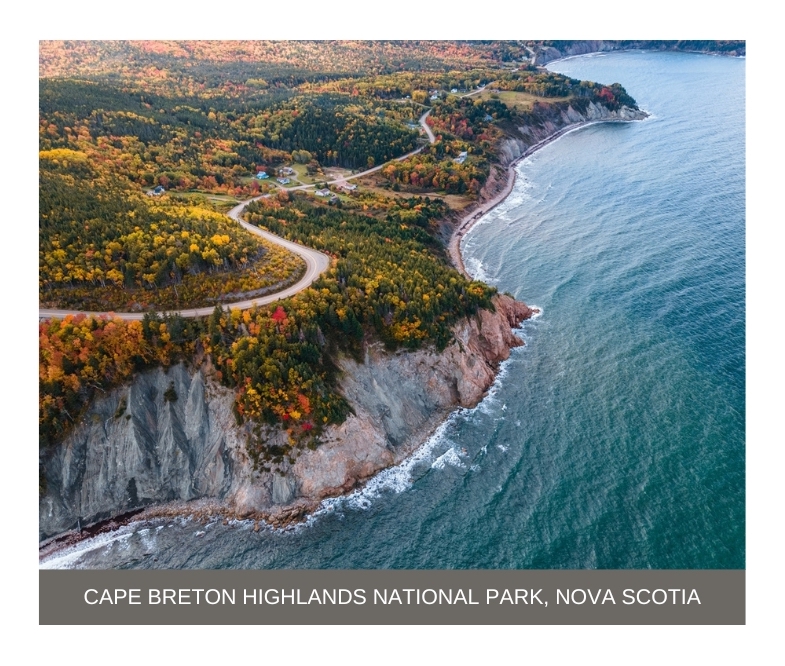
[39,294,534,540]
[529,40,745,66]
[497,101,648,166]
[445,100,648,275]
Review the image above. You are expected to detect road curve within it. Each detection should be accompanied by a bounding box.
[39,111,437,321]
[39,197,331,321]
[320,110,435,186]
[418,109,436,144]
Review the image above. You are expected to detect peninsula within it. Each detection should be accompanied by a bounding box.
[40,40,674,548]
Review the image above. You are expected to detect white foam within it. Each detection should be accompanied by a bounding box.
[460,179,534,252]
[40,527,136,570]
[546,51,612,68]
[527,305,544,320]
[290,341,537,531]
[296,415,460,530]
[639,107,657,122]
[44,306,548,548]
[431,447,465,470]
[464,256,493,283]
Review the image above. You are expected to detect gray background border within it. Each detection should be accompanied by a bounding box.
[40,570,744,624]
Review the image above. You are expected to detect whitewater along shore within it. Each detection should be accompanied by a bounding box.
[39,292,536,551]
[448,104,649,278]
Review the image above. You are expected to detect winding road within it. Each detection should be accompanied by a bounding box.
[39,200,331,321]
[39,110,436,321]
[315,109,433,186]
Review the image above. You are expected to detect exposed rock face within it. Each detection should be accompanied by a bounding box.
[533,41,620,66]
[39,295,534,540]
[530,40,745,66]
[39,364,255,540]
[497,102,648,167]
[289,295,533,506]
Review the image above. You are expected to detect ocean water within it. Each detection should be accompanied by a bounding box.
[42,51,745,570]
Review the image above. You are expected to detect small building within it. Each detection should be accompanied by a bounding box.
[450,88,458,94]
[278,166,295,176]
[454,151,468,165]
[255,171,269,179]
[314,188,331,197]
[339,183,357,192]
[147,185,165,196]
[430,93,439,101]
[484,114,494,122]
[277,177,291,185]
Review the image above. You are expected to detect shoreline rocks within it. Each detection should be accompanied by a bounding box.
[39,294,536,542]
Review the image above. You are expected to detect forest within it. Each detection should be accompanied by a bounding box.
[39,193,495,466]
[40,39,648,469]
[40,150,304,311]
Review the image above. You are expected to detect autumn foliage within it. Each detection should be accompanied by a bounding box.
[39,40,644,466]
[39,314,190,447]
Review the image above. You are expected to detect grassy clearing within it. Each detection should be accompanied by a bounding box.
[478,89,572,110]
[176,190,243,213]
[354,176,474,211]
[288,163,322,185]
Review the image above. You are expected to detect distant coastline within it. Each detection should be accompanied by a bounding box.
[527,40,745,68]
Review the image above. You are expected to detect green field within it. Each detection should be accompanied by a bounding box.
[478,89,572,110]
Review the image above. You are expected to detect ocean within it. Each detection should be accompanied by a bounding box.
[41,50,745,570]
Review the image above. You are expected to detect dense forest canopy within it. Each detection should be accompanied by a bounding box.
[41,39,714,465]
[39,40,518,83]
[39,151,304,311]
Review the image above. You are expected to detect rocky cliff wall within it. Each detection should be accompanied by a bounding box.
[496,102,648,167]
[39,295,534,540]
[530,40,745,66]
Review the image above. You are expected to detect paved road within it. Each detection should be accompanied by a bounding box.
[461,84,487,99]
[39,111,436,322]
[418,109,436,144]
[39,198,331,321]
[322,110,435,186]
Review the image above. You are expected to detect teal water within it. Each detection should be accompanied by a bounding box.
[44,51,745,569]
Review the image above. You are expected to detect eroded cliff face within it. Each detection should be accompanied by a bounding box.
[532,41,622,66]
[39,295,534,540]
[497,102,648,167]
[530,40,745,66]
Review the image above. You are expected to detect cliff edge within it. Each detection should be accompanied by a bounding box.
[39,294,535,540]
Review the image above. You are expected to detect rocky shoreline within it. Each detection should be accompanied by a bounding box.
[39,293,536,547]
[39,102,646,553]
[528,40,745,66]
